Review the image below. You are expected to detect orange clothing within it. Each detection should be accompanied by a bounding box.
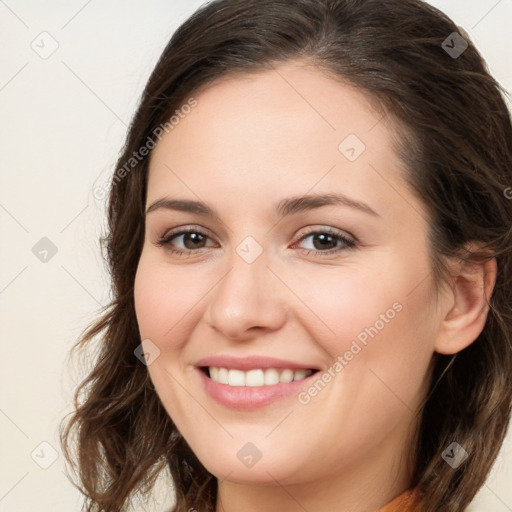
[377,488,423,512]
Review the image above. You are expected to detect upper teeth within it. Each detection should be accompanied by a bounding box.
[208,367,313,387]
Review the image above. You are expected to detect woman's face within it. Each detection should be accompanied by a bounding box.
[134,61,443,488]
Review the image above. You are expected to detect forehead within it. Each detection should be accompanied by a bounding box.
[147,61,420,221]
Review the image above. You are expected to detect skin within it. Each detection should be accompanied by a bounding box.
[133,60,495,512]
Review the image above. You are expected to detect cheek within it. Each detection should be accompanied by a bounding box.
[133,253,207,347]
[291,254,437,416]
[133,255,206,428]
[134,246,437,384]
[289,253,437,356]
[283,261,436,471]
[132,245,439,482]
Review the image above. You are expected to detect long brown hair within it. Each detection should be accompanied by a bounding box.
[60,1,512,511]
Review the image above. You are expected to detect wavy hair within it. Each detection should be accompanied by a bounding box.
[60,1,512,511]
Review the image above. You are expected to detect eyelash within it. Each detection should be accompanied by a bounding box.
[154,226,356,258]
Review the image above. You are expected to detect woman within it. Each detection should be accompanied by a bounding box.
[60,1,512,511]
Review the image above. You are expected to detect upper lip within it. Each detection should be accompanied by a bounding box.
[194,355,320,372]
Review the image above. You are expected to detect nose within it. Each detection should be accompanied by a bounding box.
[203,246,288,341]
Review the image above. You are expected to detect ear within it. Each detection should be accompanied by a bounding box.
[434,248,497,355]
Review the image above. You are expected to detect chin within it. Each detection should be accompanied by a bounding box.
[194,447,306,486]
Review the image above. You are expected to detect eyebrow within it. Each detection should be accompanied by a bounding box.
[145,193,379,219]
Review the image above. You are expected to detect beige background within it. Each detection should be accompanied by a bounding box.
[0,1,510,510]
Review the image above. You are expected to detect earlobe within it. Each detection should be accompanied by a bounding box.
[434,254,497,355]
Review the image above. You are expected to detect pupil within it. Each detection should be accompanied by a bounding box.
[184,233,205,249]
[314,234,335,250]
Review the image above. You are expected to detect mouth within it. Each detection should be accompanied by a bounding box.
[194,355,323,409]
[199,366,320,387]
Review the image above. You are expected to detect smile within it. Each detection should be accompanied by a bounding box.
[205,367,315,386]
[194,357,321,410]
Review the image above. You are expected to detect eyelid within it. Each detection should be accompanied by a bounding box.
[154,224,357,256]
[291,226,356,255]
[154,225,217,248]
[159,224,212,239]
[295,225,356,243]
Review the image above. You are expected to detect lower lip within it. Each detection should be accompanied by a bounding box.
[197,368,318,410]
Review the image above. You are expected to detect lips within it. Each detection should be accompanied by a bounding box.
[193,355,321,410]
[194,354,320,372]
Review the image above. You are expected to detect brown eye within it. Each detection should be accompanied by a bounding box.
[178,232,208,249]
[294,228,356,256]
[154,227,216,256]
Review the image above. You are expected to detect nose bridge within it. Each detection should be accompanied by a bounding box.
[204,236,287,338]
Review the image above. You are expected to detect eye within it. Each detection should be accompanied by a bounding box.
[154,225,356,258]
[292,227,356,256]
[154,226,217,256]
